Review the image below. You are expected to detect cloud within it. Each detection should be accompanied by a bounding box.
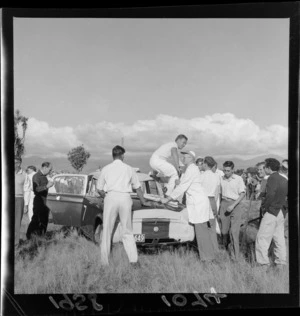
[23,114,288,159]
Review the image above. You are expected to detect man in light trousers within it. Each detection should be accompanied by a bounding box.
[97,145,151,267]
[255,158,288,271]
[150,134,188,196]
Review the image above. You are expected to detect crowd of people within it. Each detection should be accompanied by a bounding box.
[14,134,288,273]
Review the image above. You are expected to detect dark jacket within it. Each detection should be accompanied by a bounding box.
[32,170,49,199]
[262,172,288,217]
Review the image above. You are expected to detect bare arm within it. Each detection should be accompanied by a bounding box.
[171,148,180,175]
[209,197,218,216]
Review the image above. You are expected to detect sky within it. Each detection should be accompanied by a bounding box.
[14,18,289,161]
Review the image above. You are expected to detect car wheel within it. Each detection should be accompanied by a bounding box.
[93,220,103,244]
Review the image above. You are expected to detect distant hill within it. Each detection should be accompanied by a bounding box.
[22,153,286,174]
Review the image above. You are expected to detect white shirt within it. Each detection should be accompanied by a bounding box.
[279,173,288,180]
[200,169,220,200]
[151,142,179,161]
[97,159,141,193]
[220,174,246,200]
[170,163,213,224]
[215,168,224,179]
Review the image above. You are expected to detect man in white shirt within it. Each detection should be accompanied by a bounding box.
[160,151,217,262]
[97,145,151,267]
[150,134,188,197]
[220,161,246,260]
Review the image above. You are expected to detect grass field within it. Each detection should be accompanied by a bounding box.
[14,201,289,294]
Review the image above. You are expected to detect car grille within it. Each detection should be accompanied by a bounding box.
[142,219,170,239]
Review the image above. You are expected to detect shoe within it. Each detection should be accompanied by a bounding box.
[130,262,141,269]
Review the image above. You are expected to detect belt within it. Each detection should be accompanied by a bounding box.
[222,197,236,202]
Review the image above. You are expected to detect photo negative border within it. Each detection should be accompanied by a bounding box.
[1,4,299,314]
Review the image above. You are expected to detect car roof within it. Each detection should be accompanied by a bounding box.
[88,171,153,182]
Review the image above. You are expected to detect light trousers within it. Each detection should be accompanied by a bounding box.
[150,155,178,196]
[255,210,286,265]
[15,197,24,246]
[28,191,35,221]
[100,192,138,266]
[195,219,218,261]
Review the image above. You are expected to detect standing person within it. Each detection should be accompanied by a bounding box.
[26,162,54,239]
[200,156,221,252]
[212,162,224,234]
[255,158,288,270]
[161,151,217,263]
[256,161,270,220]
[149,134,188,196]
[97,145,151,267]
[219,161,246,260]
[15,157,31,246]
[25,165,37,222]
[279,160,288,239]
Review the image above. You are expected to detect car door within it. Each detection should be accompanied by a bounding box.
[47,174,88,227]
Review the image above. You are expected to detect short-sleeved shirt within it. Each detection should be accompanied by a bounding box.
[200,170,220,200]
[97,159,141,193]
[220,174,246,201]
[151,142,179,161]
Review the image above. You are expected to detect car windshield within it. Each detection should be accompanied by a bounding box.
[48,175,86,195]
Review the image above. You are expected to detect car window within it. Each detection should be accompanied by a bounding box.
[87,178,99,197]
[48,175,86,195]
[148,180,159,195]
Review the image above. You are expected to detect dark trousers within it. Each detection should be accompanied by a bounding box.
[26,196,50,239]
[219,200,243,259]
[15,197,24,246]
[195,220,218,261]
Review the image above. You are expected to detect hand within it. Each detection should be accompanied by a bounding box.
[175,179,181,186]
[142,201,152,207]
[46,181,54,188]
[24,205,28,214]
[161,197,170,204]
[226,204,235,213]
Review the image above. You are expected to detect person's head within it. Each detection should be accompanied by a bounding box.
[280,159,288,175]
[41,162,53,176]
[26,165,37,175]
[14,157,22,172]
[112,145,125,161]
[203,156,217,171]
[182,150,196,166]
[195,157,204,171]
[223,161,235,179]
[175,134,188,150]
[212,163,217,173]
[256,162,266,178]
[264,158,280,175]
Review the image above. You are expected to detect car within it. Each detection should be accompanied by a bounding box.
[47,171,195,247]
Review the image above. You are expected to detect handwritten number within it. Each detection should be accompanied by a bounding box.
[204,293,227,305]
[191,291,208,307]
[49,296,60,309]
[88,294,103,311]
[73,294,88,311]
[172,294,187,307]
[161,295,171,307]
[59,294,74,311]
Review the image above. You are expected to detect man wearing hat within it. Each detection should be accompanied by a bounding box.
[160,150,217,262]
[149,134,188,197]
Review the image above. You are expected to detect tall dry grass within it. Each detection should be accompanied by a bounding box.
[15,209,289,294]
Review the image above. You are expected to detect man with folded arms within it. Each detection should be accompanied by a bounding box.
[219,161,246,260]
[255,158,288,270]
[161,150,216,263]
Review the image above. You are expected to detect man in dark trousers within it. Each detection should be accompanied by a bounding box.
[255,158,288,271]
[26,162,54,239]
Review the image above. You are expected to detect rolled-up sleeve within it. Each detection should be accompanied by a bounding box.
[170,168,193,200]
[131,170,141,190]
[238,177,246,194]
[97,170,106,191]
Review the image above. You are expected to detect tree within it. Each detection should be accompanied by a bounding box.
[14,109,28,159]
[67,145,91,173]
